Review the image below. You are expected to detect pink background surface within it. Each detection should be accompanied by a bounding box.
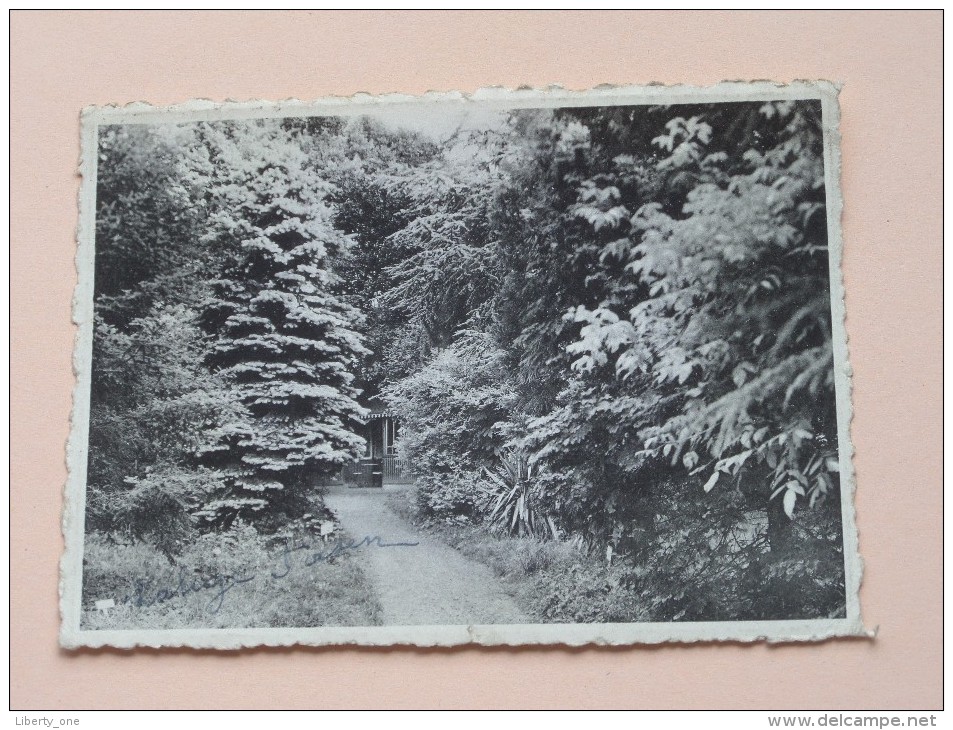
[11,10,942,710]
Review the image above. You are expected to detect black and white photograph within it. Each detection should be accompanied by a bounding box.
[61,84,862,648]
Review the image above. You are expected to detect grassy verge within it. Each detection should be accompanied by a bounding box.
[385,488,648,624]
[81,523,383,631]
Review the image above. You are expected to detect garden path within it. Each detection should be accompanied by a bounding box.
[324,485,530,625]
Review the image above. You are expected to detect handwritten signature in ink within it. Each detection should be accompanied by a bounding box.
[113,535,419,615]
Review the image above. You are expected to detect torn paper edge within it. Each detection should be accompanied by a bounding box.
[60,81,870,650]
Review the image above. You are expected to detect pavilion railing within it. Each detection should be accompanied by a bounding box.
[340,455,412,486]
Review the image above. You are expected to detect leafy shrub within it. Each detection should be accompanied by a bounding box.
[96,467,231,559]
[385,331,520,526]
[384,331,517,477]
[86,304,247,545]
[413,462,489,524]
[535,561,649,624]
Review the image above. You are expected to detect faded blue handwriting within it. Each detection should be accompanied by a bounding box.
[110,535,418,615]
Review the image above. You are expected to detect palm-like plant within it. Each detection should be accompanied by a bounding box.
[483,449,558,539]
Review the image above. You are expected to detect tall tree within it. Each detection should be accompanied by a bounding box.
[87,124,243,555]
[93,124,214,326]
[379,126,511,349]
[547,100,844,617]
[326,117,439,398]
[195,120,370,527]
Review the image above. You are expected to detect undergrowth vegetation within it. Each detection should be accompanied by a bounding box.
[386,489,645,623]
[81,523,382,630]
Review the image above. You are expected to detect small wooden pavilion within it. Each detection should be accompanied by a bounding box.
[341,395,412,486]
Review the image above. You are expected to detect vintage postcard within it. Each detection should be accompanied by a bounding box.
[61,82,866,649]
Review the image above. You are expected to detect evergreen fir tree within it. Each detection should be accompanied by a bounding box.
[195,120,369,527]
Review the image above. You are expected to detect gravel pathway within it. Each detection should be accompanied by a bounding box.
[324,485,530,626]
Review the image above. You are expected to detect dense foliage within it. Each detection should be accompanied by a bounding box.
[86,100,846,621]
[193,120,369,527]
[87,125,242,555]
[377,102,846,620]
[87,120,371,545]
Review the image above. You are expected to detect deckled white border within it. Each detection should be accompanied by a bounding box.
[61,82,869,650]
